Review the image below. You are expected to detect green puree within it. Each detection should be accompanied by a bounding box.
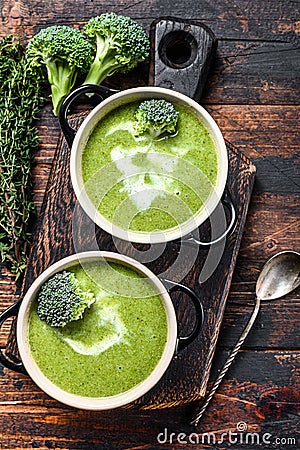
[82,102,218,232]
[29,262,168,398]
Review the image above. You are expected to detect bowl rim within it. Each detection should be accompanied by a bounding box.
[70,86,228,243]
[16,251,177,410]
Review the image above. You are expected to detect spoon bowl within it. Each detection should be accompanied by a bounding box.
[256,251,300,301]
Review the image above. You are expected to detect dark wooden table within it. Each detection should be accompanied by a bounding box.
[0,1,299,449]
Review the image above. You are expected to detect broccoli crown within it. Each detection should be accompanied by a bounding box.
[37,271,96,327]
[27,25,93,72]
[134,99,179,138]
[26,26,93,115]
[83,13,149,85]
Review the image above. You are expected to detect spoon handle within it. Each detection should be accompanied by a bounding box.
[190,295,261,426]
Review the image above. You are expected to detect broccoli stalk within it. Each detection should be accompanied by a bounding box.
[44,59,76,110]
[37,271,96,327]
[26,26,93,115]
[134,99,179,139]
[83,13,150,86]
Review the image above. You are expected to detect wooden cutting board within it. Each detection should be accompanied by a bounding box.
[6,18,256,409]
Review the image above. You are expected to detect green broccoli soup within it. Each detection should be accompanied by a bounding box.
[82,101,218,232]
[28,261,168,398]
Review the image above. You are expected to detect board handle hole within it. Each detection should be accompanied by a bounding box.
[159,30,198,69]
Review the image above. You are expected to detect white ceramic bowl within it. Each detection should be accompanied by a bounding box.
[69,87,228,244]
[1,251,202,410]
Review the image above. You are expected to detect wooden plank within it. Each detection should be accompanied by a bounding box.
[0,3,299,106]
[202,40,299,105]
[0,350,298,449]
[32,105,300,167]
[206,105,300,159]
[1,0,299,42]
[236,192,300,267]
[8,42,300,106]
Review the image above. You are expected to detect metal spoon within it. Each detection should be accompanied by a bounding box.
[191,250,300,426]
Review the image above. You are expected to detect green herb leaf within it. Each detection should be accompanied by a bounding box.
[0,35,45,277]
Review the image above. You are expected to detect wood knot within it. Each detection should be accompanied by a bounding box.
[9,6,22,26]
[1,1,28,30]
[266,239,277,250]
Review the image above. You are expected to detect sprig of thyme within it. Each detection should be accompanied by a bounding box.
[0,35,44,278]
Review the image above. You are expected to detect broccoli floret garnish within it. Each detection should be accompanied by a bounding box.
[26,26,94,115]
[37,271,96,327]
[83,13,150,86]
[133,99,179,138]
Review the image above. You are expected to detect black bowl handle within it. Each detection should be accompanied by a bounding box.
[0,300,27,374]
[181,188,237,247]
[58,84,119,148]
[162,279,204,352]
[149,17,217,101]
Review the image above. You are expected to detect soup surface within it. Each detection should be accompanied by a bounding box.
[29,261,168,397]
[82,101,218,232]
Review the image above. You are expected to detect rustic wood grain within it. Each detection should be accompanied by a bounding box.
[0,350,298,449]
[1,1,299,105]
[0,1,299,448]
[1,0,299,43]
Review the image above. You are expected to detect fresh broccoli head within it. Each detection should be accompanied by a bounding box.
[37,271,96,327]
[26,26,93,115]
[133,99,179,138]
[83,13,150,86]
